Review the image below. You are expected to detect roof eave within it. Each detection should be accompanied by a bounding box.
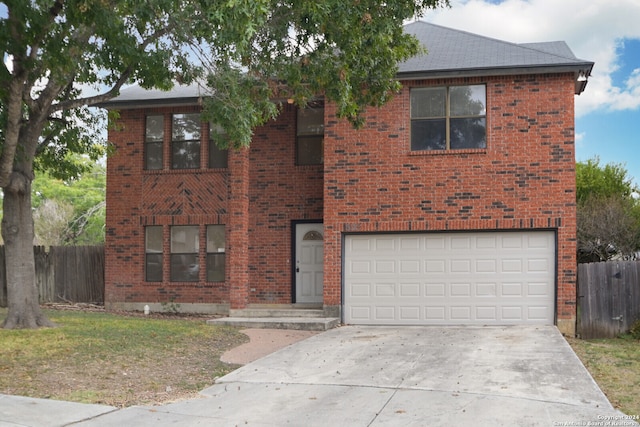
[93,96,203,110]
[397,63,595,94]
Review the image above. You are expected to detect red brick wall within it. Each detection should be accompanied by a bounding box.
[323,74,578,324]
[105,104,323,307]
[105,105,231,305]
[247,105,324,303]
[106,72,578,327]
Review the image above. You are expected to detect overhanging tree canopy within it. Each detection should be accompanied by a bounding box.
[0,0,448,328]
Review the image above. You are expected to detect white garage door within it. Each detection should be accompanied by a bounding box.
[344,231,556,325]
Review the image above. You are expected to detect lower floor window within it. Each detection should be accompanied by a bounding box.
[145,226,163,282]
[170,226,200,282]
[146,224,225,283]
[207,225,226,282]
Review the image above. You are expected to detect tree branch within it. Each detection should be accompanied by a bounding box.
[52,22,175,112]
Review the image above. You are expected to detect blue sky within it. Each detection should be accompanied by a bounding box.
[423,0,640,186]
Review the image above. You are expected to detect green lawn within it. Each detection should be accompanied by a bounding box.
[0,307,247,407]
[567,335,640,417]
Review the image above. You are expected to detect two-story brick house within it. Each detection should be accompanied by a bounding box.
[99,22,593,335]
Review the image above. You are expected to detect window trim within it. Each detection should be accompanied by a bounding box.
[410,84,487,152]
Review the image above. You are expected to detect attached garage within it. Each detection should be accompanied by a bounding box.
[343,231,556,326]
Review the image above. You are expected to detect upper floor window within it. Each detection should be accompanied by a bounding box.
[172,113,201,169]
[411,85,486,151]
[297,105,324,165]
[145,115,164,170]
[209,124,229,169]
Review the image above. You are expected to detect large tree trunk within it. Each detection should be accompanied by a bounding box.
[1,172,54,329]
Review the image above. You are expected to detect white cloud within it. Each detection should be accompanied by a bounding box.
[422,0,640,117]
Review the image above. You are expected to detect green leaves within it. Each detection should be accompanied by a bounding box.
[576,157,638,205]
[576,157,640,262]
[1,0,451,168]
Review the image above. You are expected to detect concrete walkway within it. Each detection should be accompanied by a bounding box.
[2,326,638,426]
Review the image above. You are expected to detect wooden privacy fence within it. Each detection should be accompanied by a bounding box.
[578,260,640,339]
[0,246,104,307]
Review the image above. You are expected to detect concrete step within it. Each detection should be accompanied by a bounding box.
[229,308,326,318]
[207,316,340,331]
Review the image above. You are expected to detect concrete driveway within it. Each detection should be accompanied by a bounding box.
[60,325,634,427]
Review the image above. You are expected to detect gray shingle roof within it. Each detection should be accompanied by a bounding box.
[400,22,593,93]
[98,21,593,108]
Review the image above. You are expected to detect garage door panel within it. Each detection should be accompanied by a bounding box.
[476,306,497,320]
[349,283,372,297]
[528,258,549,272]
[375,260,395,274]
[451,259,471,273]
[375,283,395,297]
[426,260,446,273]
[349,306,371,320]
[476,283,497,297]
[351,260,372,274]
[502,235,524,248]
[344,231,555,325]
[375,306,395,320]
[400,283,420,297]
[476,259,497,273]
[425,283,445,296]
[399,260,420,273]
[528,282,550,296]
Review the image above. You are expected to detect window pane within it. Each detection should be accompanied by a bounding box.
[411,119,446,151]
[209,140,228,168]
[145,226,163,282]
[172,114,201,141]
[172,140,201,169]
[207,253,225,282]
[206,225,225,253]
[297,136,324,165]
[170,254,199,282]
[297,108,324,136]
[411,87,446,118]
[146,253,163,282]
[450,118,487,149]
[450,85,486,116]
[171,226,199,253]
[146,115,164,142]
[146,226,163,252]
[145,142,163,170]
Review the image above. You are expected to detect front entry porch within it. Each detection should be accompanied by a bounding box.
[208,304,339,331]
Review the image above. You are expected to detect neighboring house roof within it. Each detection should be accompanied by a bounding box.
[98,21,593,109]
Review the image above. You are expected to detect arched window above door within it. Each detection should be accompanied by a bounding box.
[303,230,323,241]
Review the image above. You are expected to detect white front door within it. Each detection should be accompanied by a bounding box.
[295,223,324,304]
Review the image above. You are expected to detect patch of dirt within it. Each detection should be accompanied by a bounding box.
[1,304,247,408]
[1,304,319,408]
